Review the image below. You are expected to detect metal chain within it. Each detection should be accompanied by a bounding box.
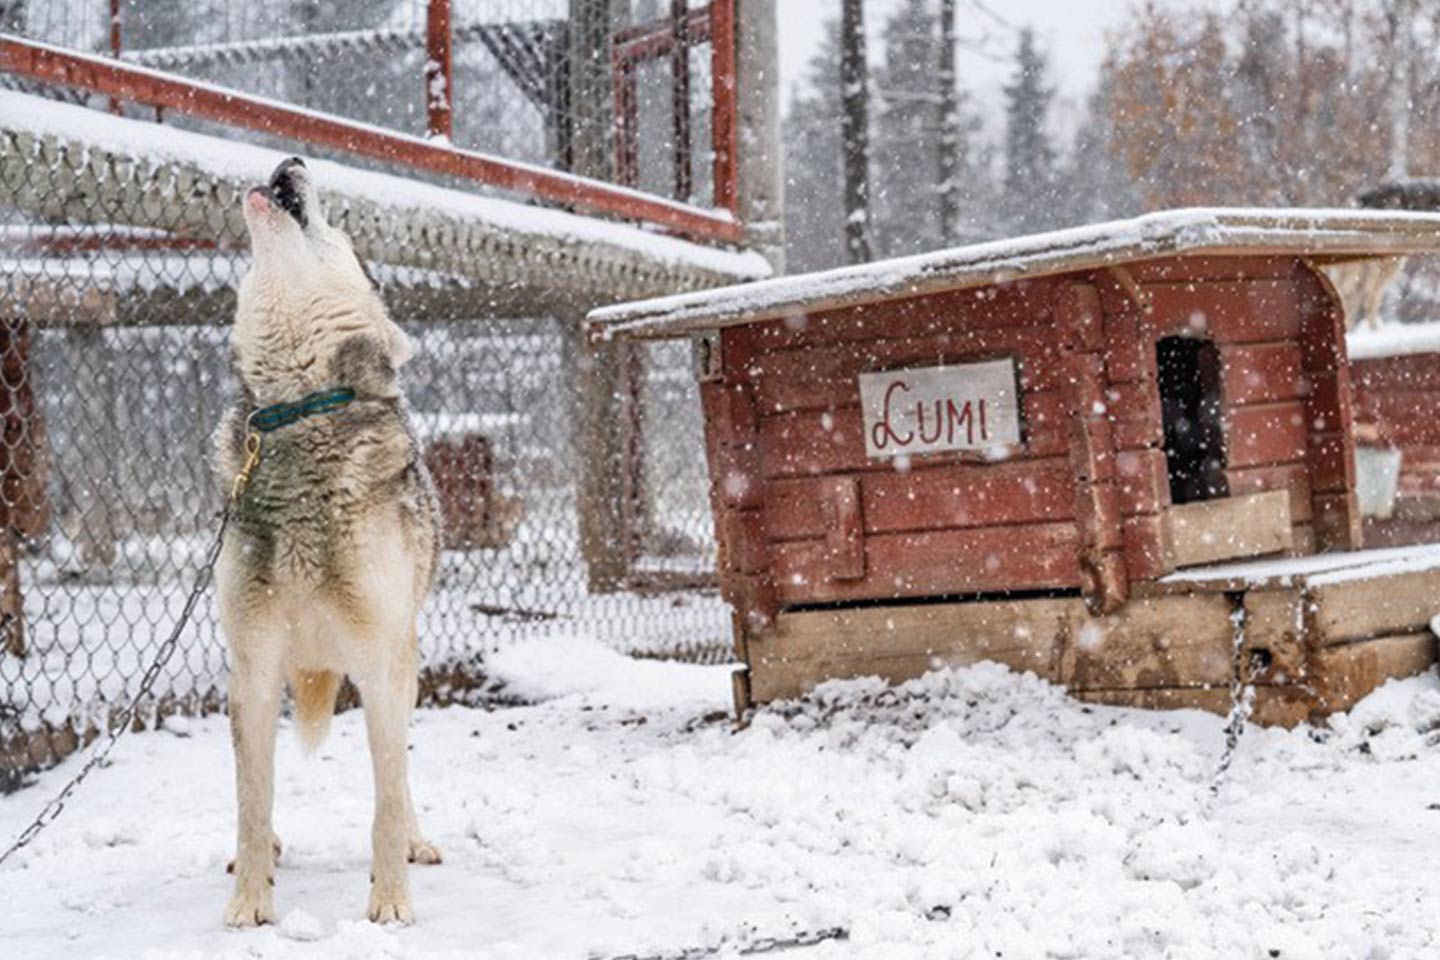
[0,506,234,869]
[1210,603,1252,797]
[602,925,848,960]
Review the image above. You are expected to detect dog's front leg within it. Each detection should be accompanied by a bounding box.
[359,660,416,924]
[223,647,284,928]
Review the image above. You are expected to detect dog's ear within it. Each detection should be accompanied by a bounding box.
[379,314,412,369]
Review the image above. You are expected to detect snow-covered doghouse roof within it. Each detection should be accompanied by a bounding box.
[587,208,1440,340]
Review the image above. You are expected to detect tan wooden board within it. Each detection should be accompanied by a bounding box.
[1075,686,1313,728]
[750,597,1077,704]
[1309,565,1440,644]
[750,593,1240,704]
[1310,633,1437,713]
[1061,594,1237,690]
[1241,589,1308,684]
[1167,490,1293,569]
[1143,542,1440,594]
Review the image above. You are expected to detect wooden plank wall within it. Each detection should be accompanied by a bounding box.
[1121,256,1345,560]
[734,279,1083,609]
[1351,350,1440,545]
[708,256,1342,625]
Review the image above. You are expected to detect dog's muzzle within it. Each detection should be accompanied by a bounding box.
[263,157,308,228]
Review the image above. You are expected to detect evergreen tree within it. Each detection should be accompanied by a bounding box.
[872,0,943,257]
[0,1,26,35]
[1001,27,1058,232]
[781,19,847,272]
[870,0,991,254]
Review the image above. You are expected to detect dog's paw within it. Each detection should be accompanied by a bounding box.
[408,837,442,865]
[367,885,415,925]
[223,888,277,928]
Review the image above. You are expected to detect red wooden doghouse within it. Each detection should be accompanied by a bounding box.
[1348,324,1440,546]
[589,209,1440,726]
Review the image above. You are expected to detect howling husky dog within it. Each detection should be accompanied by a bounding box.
[215,158,441,927]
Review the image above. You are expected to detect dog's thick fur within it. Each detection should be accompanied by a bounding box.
[215,158,441,927]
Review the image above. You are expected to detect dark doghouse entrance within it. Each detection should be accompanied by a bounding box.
[1156,336,1228,504]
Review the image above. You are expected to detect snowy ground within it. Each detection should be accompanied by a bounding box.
[5,640,1440,960]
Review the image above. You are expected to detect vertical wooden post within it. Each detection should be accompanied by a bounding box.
[1297,261,1362,551]
[669,0,692,202]
[425,0,454,140]
[735,0,783,266]
[697,327,774,717]
[1060,282,1129,614]
[108,0,122,116]
[710,0,738,213]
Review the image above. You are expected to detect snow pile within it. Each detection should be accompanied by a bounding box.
[4,641,1440,958]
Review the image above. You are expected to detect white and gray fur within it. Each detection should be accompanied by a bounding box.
[215,158,441,927]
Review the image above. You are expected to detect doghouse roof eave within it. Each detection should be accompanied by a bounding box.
[587,207,1440,340]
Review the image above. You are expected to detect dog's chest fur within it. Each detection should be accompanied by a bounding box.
[216,319,438,593]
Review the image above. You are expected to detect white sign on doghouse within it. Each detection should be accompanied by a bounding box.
[859,359,1021,459]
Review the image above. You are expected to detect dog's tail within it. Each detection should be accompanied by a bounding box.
[292,670,342,753]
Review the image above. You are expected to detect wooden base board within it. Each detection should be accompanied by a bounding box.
[742,572,1440,726]
[747,593,1242,705]
[1167,490,1293,568]
[1076,685,1315,728]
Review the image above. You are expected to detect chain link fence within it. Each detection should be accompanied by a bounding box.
[0,0,743,791]
[5,0,722,208]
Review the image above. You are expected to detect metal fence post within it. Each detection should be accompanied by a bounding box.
[425,0,454,140]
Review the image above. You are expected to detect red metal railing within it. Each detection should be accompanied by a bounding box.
[0,0,741,246]
[424,0,454,141]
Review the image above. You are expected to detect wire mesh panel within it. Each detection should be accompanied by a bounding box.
[4,0,728,210]
[0,100,737,792]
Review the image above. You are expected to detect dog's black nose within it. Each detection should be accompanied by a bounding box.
[270,157,306,188]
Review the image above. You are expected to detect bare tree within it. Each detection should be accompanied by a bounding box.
[938,0,960,242]
[1379,0,1420,180]
[840,0,873,263]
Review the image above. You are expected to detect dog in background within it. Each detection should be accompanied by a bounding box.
[214,157,442,927]
[1321,179,1440,329]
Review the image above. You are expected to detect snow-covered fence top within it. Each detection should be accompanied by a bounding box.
[1347,322,1440,360]
[588,208,1440,340]
[0,89,769,320]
